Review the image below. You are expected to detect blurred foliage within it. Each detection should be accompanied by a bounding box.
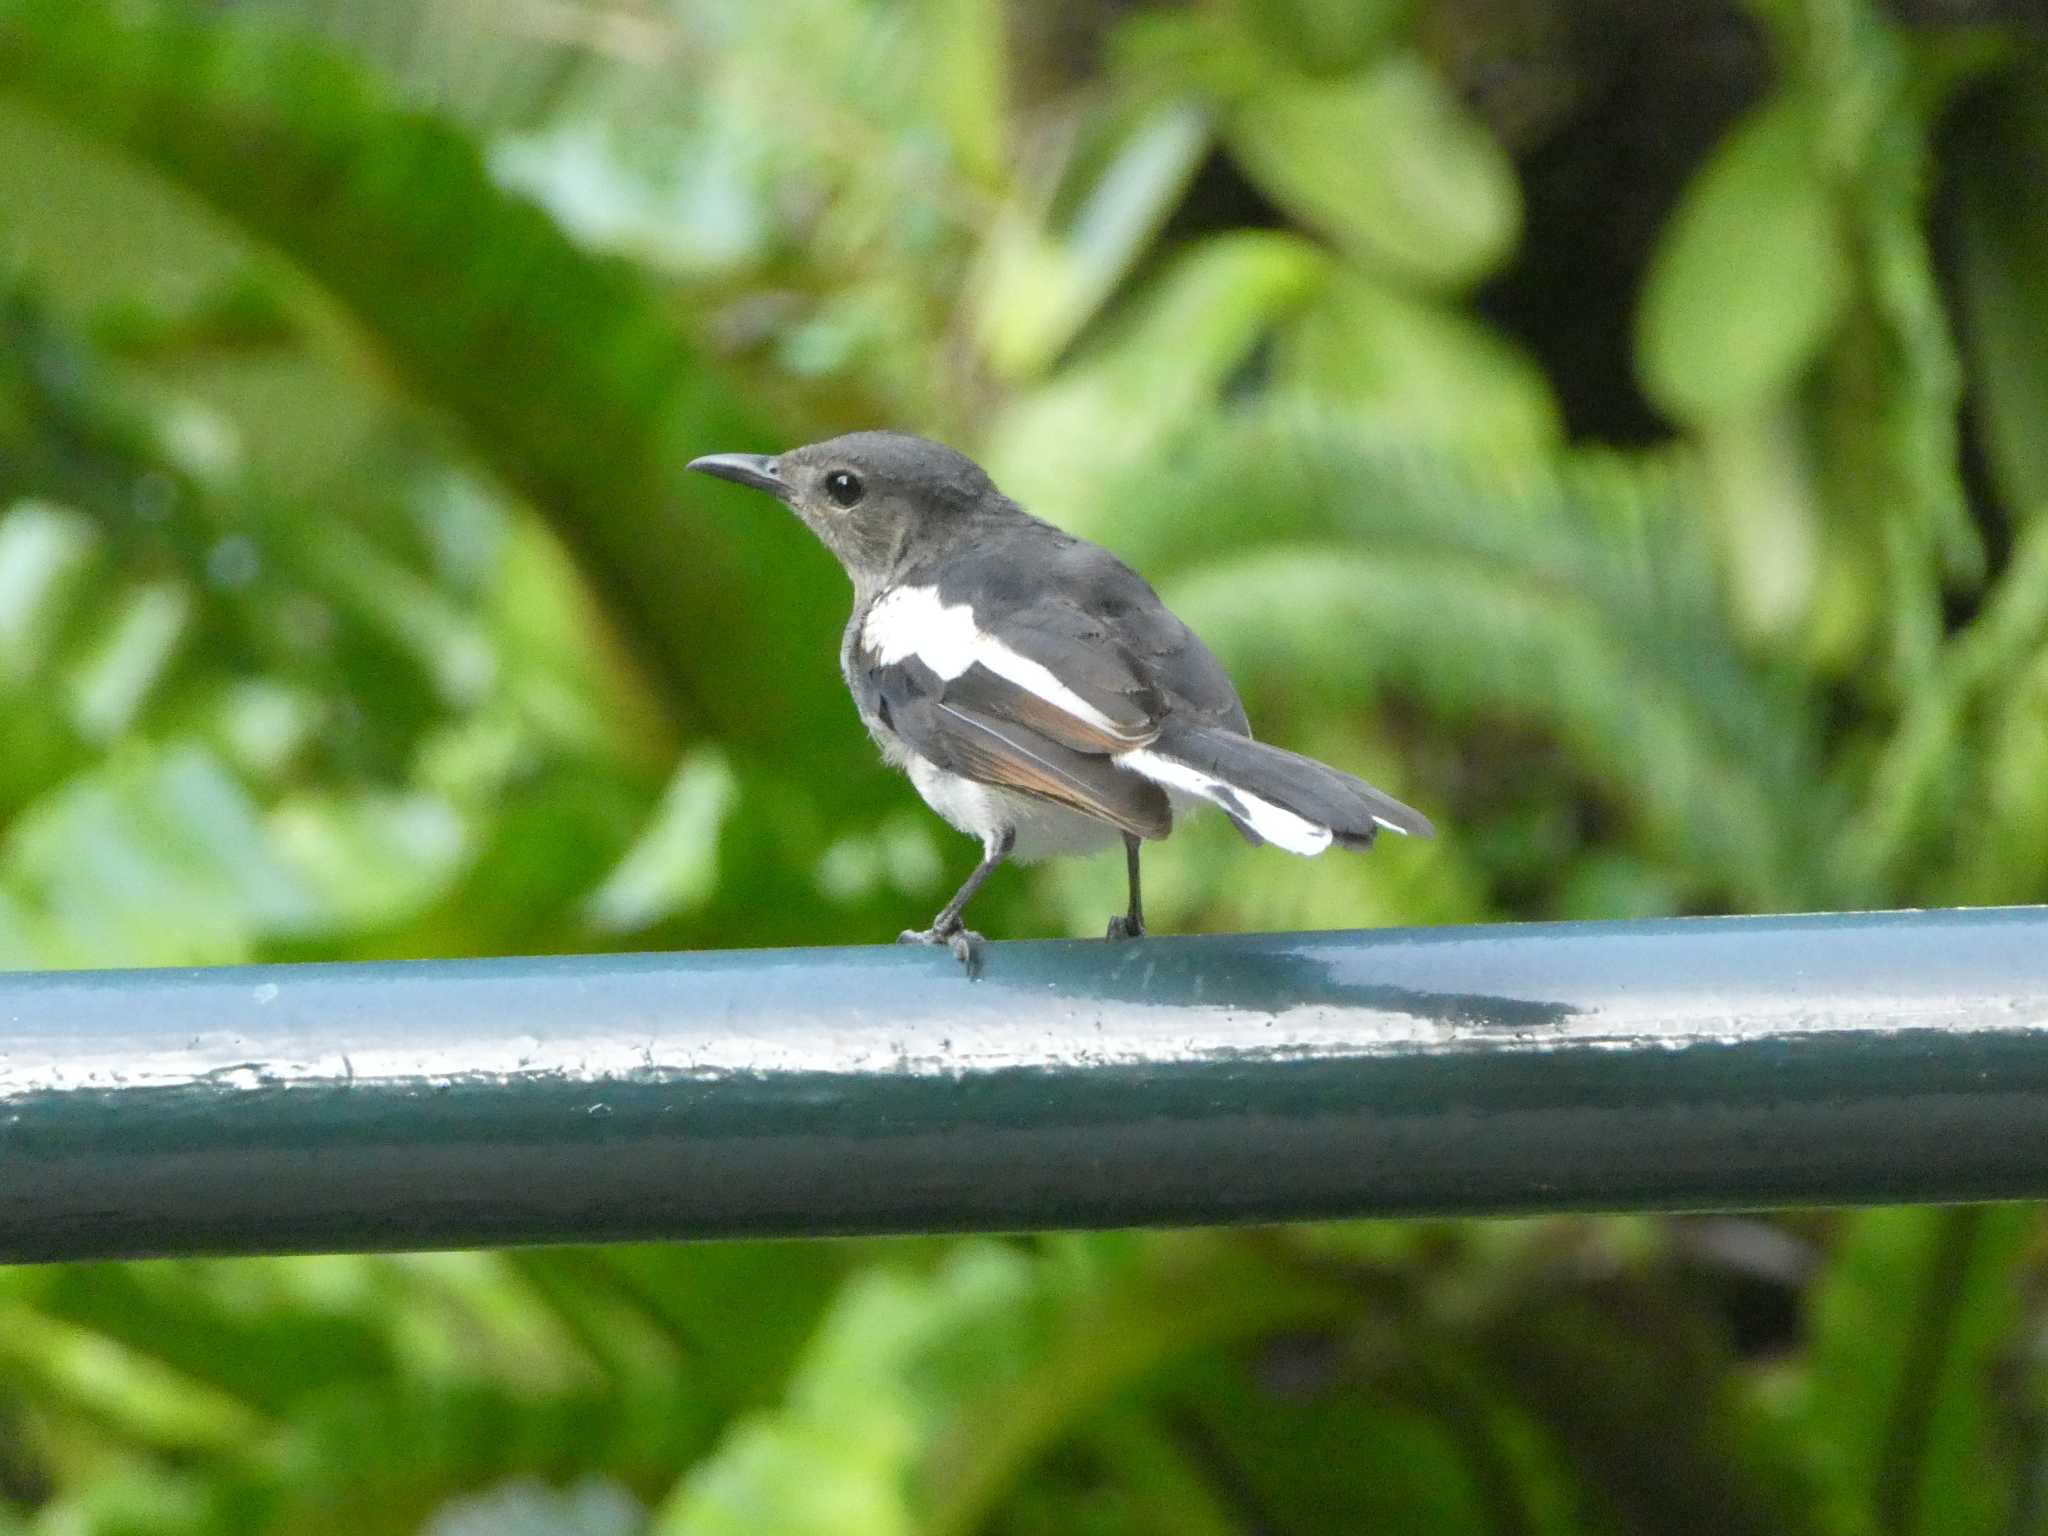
[1,0,2046,1531]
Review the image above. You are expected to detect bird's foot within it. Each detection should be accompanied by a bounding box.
[898,923,986,976]
[1105,913,1146,941]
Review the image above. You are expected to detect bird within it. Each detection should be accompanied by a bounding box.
[688,432,1433,970]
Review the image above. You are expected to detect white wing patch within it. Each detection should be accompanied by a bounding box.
[865,585,980,675]
[864,585,1141,741]
[1116,749,1334,857]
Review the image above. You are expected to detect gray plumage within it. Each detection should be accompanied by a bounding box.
[688,430,1433,968]
[1150,722,1432,847]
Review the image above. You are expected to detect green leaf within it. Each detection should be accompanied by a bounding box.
[424,1478,643,1536]
[25,1257,396,1420]
[970,103,1209,381]
[1169,1350,1497,1534]
[984,232,1325,519]
[0,1304,270,1453]
[1953,65,2048,521]
[366,764,642,958]
[267,787,468,932]
[1952,648,2048,904]
[0,0,859,772]
[1849,104,1980,591]
[14,1466,221,1536]
[1695,406,1827,650]
[1802,25,2009,700]
[578,1240,855,1414]
[1228,52,1520,290]
[63,579,192,742]
[581,749,738,935]
[0,498,98,682]
[923,1235,1357,1536]
[1636,97,1850,423]
[1834,520,2048,903]
[1273,256,1561,459]
[1794,1207,2033,1536]
[2,739,324,965]
[1076,1408,1242,1536]
[922,0,1007,187]
[650,1244,1042,1536]
[1227,0,1411,76]
[92,263,302,360]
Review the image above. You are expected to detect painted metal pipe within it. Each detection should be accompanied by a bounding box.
[3,906,2047,1263]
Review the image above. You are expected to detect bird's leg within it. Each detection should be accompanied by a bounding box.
[900,827,1014,973]
[1106,834,1146,940]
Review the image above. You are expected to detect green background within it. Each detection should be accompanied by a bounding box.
[2,0,2046,1530]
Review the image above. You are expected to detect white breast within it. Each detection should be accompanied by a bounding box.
[904,756,1124,864]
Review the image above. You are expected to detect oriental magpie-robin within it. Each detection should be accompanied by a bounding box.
[689,432,1432,969]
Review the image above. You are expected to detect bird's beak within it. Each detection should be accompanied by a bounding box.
[687,452,787,499]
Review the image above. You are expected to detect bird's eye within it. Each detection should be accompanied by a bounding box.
[824,470,865,508]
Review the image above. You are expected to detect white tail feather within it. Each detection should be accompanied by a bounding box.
[1115,749,1333,856]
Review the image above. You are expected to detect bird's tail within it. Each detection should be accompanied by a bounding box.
[1118,724,1434,856]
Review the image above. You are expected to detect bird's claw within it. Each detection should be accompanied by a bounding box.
[898,923,986,976]
[1105,914,1146,941]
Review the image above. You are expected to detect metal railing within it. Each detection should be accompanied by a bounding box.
[3,905,2046,1264]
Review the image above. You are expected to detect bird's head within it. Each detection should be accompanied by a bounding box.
[688,431,1000,592]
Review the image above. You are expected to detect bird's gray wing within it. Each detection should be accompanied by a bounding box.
[903,533,1250,754]
[857,652,1171,838]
